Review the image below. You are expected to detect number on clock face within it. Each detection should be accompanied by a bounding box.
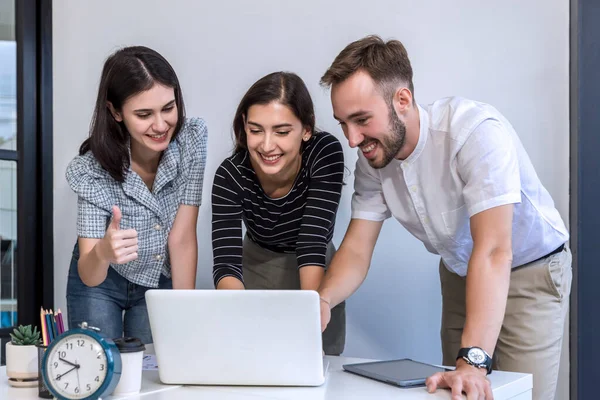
[46,333,108,399]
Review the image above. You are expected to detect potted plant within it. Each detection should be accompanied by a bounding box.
[5,324,41,385]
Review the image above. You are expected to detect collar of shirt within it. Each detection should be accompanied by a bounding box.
[400,104,430,167]
[122,138,181,217]
[351,97,568,276]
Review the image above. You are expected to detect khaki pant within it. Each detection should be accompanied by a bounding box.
[241,235,346,356]
[440,247,572,400]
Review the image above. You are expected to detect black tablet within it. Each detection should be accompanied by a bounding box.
[342,358,449,388]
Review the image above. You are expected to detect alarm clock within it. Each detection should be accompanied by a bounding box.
[41,322,122,400]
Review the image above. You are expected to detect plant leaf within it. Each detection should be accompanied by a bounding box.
[12,329,24,340]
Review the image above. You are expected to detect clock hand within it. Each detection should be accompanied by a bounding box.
[75,359,81,392]
[59,357,80,368]
[56,366,77,380]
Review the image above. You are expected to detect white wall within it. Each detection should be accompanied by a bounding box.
[53,0,570,396]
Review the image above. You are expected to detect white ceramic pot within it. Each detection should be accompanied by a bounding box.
[5,342,38,380]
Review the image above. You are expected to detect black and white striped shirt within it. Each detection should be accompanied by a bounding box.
[211,132,344,287]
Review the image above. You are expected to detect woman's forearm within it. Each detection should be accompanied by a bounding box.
[169,238,198,289]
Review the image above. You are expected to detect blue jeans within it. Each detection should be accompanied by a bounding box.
[66,243,172,344]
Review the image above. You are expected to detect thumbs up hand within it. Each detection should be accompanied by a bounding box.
[109,204,122,231]
[97,205,138,264]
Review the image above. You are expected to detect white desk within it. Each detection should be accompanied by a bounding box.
[1,354,532,399]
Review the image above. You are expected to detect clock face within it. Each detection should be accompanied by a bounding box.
[45,333,109,399]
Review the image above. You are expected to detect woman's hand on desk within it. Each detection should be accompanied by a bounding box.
[97,205,139,264]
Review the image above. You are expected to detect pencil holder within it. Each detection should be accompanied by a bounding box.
[36,344,52,398]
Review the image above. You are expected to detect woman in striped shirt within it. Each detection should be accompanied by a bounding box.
[211,72,345,355]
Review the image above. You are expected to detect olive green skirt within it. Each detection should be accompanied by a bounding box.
[242,235,346,355]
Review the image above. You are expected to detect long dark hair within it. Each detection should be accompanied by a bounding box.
[232,72,316,154]
[80,46,186,181]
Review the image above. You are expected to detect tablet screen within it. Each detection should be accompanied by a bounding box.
[343,359,448,385]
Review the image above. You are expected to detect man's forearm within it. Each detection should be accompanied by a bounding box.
[318,250,370,308]
[318,219,382,308]
[461,249,512,356]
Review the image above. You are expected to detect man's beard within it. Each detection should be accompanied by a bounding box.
[365,106,406,169]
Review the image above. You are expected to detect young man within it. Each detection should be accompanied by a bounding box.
[318,35,570,400]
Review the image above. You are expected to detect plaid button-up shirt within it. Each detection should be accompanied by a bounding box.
[66,117,208,287]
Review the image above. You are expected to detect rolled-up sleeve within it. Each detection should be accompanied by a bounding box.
[351,152,391,221]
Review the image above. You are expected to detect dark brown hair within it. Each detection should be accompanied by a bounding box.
[232,72,316,154]
[320,35,415,102]
[80,46,186,181]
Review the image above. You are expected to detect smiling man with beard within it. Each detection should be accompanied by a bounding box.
[316,35,570,400]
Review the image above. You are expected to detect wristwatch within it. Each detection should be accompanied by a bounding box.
[456,347,492,375]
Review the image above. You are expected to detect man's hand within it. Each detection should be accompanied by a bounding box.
[319,297,331,332]
[426,361,493,400]
[316,219,383,332]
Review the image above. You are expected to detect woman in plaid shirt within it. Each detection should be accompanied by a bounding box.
[65,46,207,344]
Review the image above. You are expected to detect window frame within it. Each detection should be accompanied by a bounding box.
[0,0,53,360]
[570,1,600,399]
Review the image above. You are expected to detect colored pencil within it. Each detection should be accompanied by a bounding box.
[45,310,54,343]
[52,310,58,337]
[48,310,53,339]
[44,310,50,343]
[51,310,57,340]
[56,309,65,335]
[55,310,63,335]
[40,307,48,346]
[50,310,58,339]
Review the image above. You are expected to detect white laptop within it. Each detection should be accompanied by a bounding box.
[145,289,325,386]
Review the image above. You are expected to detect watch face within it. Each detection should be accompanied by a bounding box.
[467,348,486,365]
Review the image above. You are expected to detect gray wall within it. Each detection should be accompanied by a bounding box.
[52,1,570,397]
